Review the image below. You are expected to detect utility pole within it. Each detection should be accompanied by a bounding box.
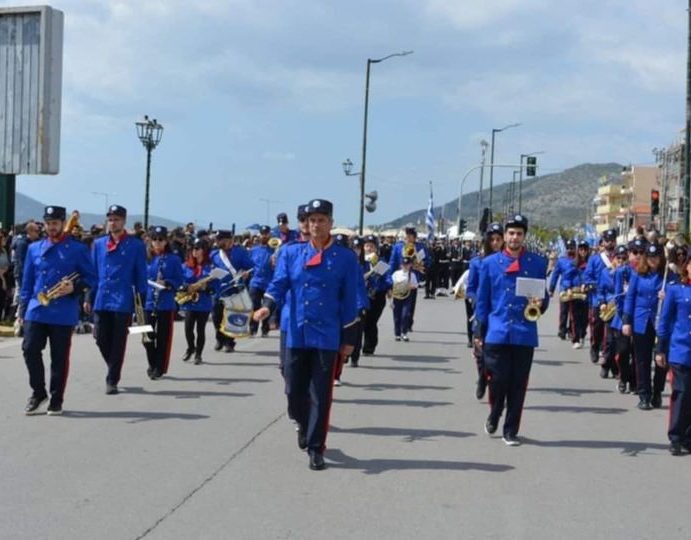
[684,0,691,236]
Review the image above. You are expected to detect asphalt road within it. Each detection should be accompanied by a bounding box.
[0,295,688,540]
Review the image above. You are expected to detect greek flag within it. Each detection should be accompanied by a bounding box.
[426,182,435,241]
[556,236,567,256]
[584,224,598,246]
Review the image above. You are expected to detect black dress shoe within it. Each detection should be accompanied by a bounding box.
[475,376,487,400]
[350,359,358,368]
[214,341,223,351]
[194,355,202,365]
[181,349,194,362]
[309,452,325,470]
[669,442,683,456]
[599,367,608,379]
[651,392,662,409]
[105,384,119,395]
[297,428,307,451]
[224,343,235,353]
[147,367,155,380]
[637,399,652,410]
[25,395,48,415]
[151,368,162,380]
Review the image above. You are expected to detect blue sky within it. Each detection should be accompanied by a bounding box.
[7,0,688,229]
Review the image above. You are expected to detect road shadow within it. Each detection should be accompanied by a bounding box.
[357,365,460,374]
[533,358,581,366]
[402,340,463,346]
[206,361,279,368]
[121,386,253,399]
[520,437,669,456]
[164,376,271,386]
[63,410,209,423]
[528,387,611,397]
[334,398,453,408]
[389,354,450,364]
[524,405,628,414]
[343,382,452,392]
[408,330,462,335]
[331,425,475,442]
[325,449,514,475]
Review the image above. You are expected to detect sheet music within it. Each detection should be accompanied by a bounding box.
[372,261,390,275]
[515,277,546,298]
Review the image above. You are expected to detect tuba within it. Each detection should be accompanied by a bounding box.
[524,298,543,322]
[391,272,412,300]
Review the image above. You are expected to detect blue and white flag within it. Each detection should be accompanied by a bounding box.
[426,182,435,241]
[556,236,567,256]
[584,224,598,246]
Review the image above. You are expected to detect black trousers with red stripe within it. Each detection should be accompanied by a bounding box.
[95,311,131,386]
[668,363,691,445]
[144,310,175,375]
[284,348,337,454]
[483,344,534,438]
[23,321,73,407]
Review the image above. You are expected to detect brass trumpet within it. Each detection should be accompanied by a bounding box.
[524,298,543,322]
[559,287,588,302]
[37,272,80,306]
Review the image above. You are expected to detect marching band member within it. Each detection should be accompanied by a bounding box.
[584,229,617,365]
[179,238,215,364]
[474,214,549,446]
[272,212,299,243]
[389,227,430,331]
[144,226,183,379]
[595,245,625,380]
[623,243,667,410]
[610,244,636,392]
[210,230,253,352]
[571,241,591,348]
[361,234,391,356]
[390,256,418,341]
[86,205,148,395]
[249,225,275,337]
[548,239,579,342]
[254,199,360,471]
[466,222,504,399]
[19,206,96,415]
[655,250,691,455]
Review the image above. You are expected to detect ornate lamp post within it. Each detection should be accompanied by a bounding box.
[135,115,164,230]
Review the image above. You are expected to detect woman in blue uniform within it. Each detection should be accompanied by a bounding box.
[145,226,183,379]
[622,243,666,409]
[179,238,215,364]
[656,250,691,455]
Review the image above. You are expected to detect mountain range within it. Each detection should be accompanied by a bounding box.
[377,162,625,231]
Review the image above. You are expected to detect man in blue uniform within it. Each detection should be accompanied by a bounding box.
[210,230,254,351]
[86,205,148,395]
[389,227,430,331]
[254,199,360,471]
[548,239,579,341]
[249,225,275,337]
[19,206,97,414]
[474,214,549,446]
[271,212,299,244]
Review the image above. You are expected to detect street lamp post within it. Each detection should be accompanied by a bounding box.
[475,140,489,226]
[135,115,164,230]
[488,123,521,217]
[359,50,413,235]
[518,150,545,213]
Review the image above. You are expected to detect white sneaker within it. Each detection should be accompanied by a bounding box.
[502,435,521,447]
[572,341,582,349]
[402,334,409,342]
[334,379,342,387]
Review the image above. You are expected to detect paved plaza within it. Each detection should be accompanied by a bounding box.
[0,297,687,539]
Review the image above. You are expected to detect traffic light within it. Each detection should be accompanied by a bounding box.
[526,156,537,177]
[458,219,467,234]
[365,190,378,213]
[651,189,660,216]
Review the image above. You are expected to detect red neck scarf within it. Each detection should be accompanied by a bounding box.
[50,233,66,245]
[504,248,524,273]
[107,231,127,252]
[306,236,332,267]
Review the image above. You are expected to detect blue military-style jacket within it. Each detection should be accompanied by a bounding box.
[90,233,148,312]
[271,226,299,243]
[210,246,254,297]
[249,245,274,291]
[474,249,549,348]
[179,263,217,312]
[622,271,664,335]
[605,264,633,331]
[266,239,360,351]
[388,241,431,282]
[364,258,391,297]
[20,236,97,326]
[145,253,183,311]
[465,256,483,302]
[583,251,614,307]
[656,282,691,367]
[548,255,582,293]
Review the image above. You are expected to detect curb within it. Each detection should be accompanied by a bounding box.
[0,326,17,338]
